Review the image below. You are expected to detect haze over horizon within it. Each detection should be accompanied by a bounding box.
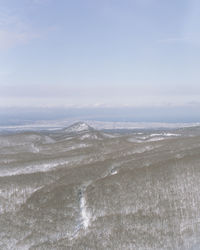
[1,0,200,111]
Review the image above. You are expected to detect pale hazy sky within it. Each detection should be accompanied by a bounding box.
[0,0,200,108]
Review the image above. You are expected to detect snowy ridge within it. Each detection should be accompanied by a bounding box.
[64,122,94,134]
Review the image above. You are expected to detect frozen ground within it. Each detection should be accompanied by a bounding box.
[1,122,200,249]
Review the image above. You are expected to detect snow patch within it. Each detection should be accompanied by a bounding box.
[150,133,180,137]
[147,137,165,142]
[80,193,90,229]
[65,122,93,133]
[110,170,118,175]
[78,183,92,230]
[0,160,69,177]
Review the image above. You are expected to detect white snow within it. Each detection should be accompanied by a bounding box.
[162,133,180,137]
[0,160,69,177]
[150,133,180,137]
[65,122,92,133]
[110,170,118,175]
[66,143,90,151]
[80,194,90,229]
[30,144,40,153]
[147,137,165,142]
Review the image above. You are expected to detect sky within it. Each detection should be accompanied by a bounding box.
[0,0,200,109]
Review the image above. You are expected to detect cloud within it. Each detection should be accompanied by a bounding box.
[0,70,10,76]
[26,0,51,5]
[1,95,200,108]
[0,29,38,49]
[158,37,191,44]
[0,8,39,49]
[32,0,50,4]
